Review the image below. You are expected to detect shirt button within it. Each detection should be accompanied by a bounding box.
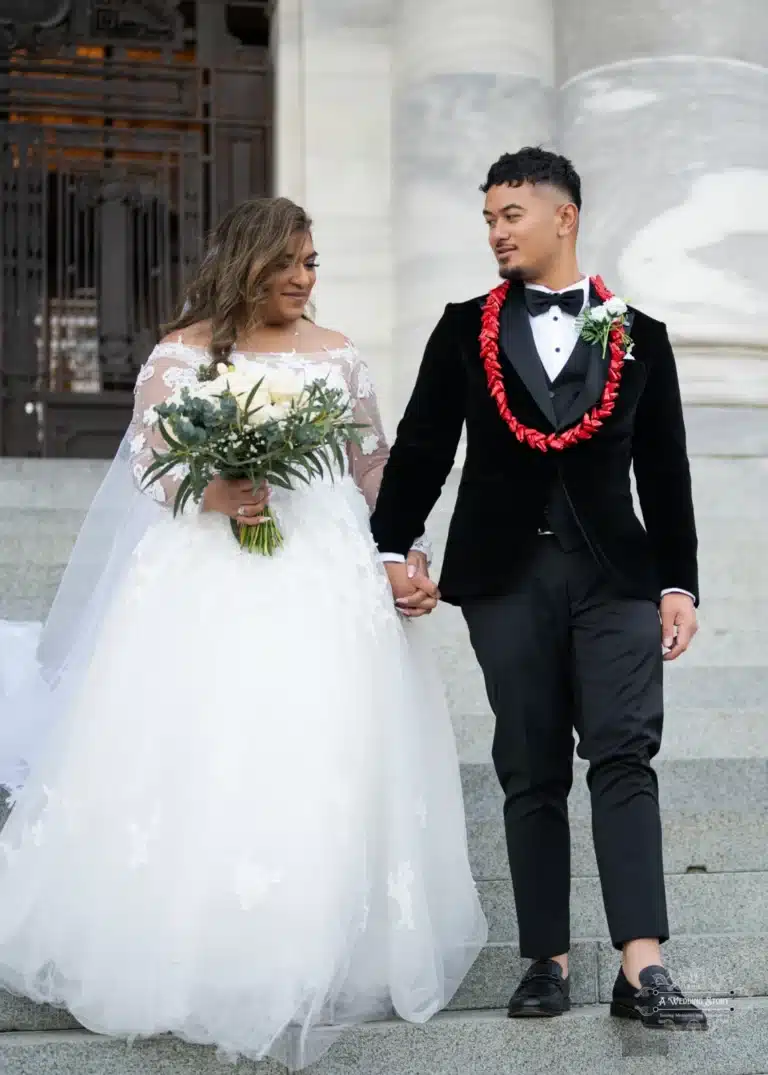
[555,347,561,352]
[553,316,559,321]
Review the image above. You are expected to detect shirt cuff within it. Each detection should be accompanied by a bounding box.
[379,553,406,564]
[660,588,696,601]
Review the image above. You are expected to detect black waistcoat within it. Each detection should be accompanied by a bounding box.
[542,341,593,550]
[499,284,605,552]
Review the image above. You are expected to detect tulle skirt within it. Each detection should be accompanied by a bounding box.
[0,477,486,1069]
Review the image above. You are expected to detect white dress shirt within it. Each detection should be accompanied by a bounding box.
[381,276,695,603]
[525,277,590,382]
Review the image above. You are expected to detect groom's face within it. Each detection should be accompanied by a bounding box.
[483,182,571,281]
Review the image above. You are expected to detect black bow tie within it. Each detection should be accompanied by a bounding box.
[524,287,584,318]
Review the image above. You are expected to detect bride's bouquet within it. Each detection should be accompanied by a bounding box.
[141,359,361,554]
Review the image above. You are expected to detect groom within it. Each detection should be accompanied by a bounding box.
[371,147,707,1029]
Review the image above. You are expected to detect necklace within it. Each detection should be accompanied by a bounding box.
[479,274,628,452]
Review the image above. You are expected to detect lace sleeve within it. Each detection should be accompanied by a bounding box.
[345,351,432,562]
[345,353,390,513]
[127,342,202,509]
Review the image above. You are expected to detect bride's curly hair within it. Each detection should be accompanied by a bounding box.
[163,197,313,365]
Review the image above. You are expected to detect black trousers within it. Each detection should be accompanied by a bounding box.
[462,537,668,957]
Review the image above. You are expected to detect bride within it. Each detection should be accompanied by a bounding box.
[0,198,486,1069]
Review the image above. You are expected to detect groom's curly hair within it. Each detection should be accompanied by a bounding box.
[481,147,582,210]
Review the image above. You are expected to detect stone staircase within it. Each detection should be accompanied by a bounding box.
[0,405,766,1074]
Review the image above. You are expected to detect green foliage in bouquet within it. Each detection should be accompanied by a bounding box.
[141,376,363,554]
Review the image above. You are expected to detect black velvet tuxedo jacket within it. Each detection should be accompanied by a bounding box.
[370,280,699,606]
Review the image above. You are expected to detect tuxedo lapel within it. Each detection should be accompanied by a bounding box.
[555,281,609,431]
[499,284,557,428]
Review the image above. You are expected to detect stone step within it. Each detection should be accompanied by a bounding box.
[423,460,768,541]
[479,872,768,944]
[0,933,764,1035]
[3,578,768,693]
[1,455,766,520]
[9,455,765,517]
[463,759,768,878]
[2,758,765,872]
[0,460,108,510]
[1,506,764,563]
[0,510,87,565]
[451,695,768,766]
[4,533,768,670]
[4,575,767,759]
[3,514,764,601]
[1,999,766,1075]
[450,934,768,1012]
[0,564,62,621]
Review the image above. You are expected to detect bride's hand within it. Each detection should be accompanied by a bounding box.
[385,562,439,618]
[202,477,270,525]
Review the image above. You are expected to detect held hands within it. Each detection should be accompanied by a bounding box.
[202,476,270,525]
[660,592,698,661]
[386,552,440,618]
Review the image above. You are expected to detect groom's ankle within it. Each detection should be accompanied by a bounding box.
[537,953,569,979]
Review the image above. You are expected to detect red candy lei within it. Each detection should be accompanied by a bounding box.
[479,274,627,452]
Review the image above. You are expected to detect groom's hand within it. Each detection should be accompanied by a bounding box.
[660,593,698,661]
[385,560,439,618]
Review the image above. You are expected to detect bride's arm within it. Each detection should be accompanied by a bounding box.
[345,352,431,563]
[127,342,202,508]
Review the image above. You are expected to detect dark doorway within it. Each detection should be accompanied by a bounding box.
[0,0,273,457]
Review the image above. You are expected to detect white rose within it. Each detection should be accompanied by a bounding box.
[219,372,254,396]
[248,400,291,427]
[191,379,224,400]
[216,362,231,376]
[207,371,266,410]
[230,355,265,374]
[589,305,610,324]
[238,384,272,419]
[268,368,306,404]
[604,296,627,317]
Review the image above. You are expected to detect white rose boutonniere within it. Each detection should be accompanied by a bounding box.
[577,295,631,360]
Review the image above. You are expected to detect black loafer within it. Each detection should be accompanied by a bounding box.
[611,965,708,1030]
[507,958,571,1018]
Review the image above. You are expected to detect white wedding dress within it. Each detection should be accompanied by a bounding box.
[0,341,486,1070]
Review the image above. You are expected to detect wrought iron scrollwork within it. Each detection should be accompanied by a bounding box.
[87,0,181,46]
[0,0,71,52]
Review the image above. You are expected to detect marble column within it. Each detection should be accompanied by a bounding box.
[392,0,556,421]
[273,0,395,418]
[557,0,768,403]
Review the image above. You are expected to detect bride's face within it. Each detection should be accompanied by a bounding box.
[262,231,318,326]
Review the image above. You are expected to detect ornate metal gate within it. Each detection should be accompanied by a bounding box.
[0,0,273,457]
